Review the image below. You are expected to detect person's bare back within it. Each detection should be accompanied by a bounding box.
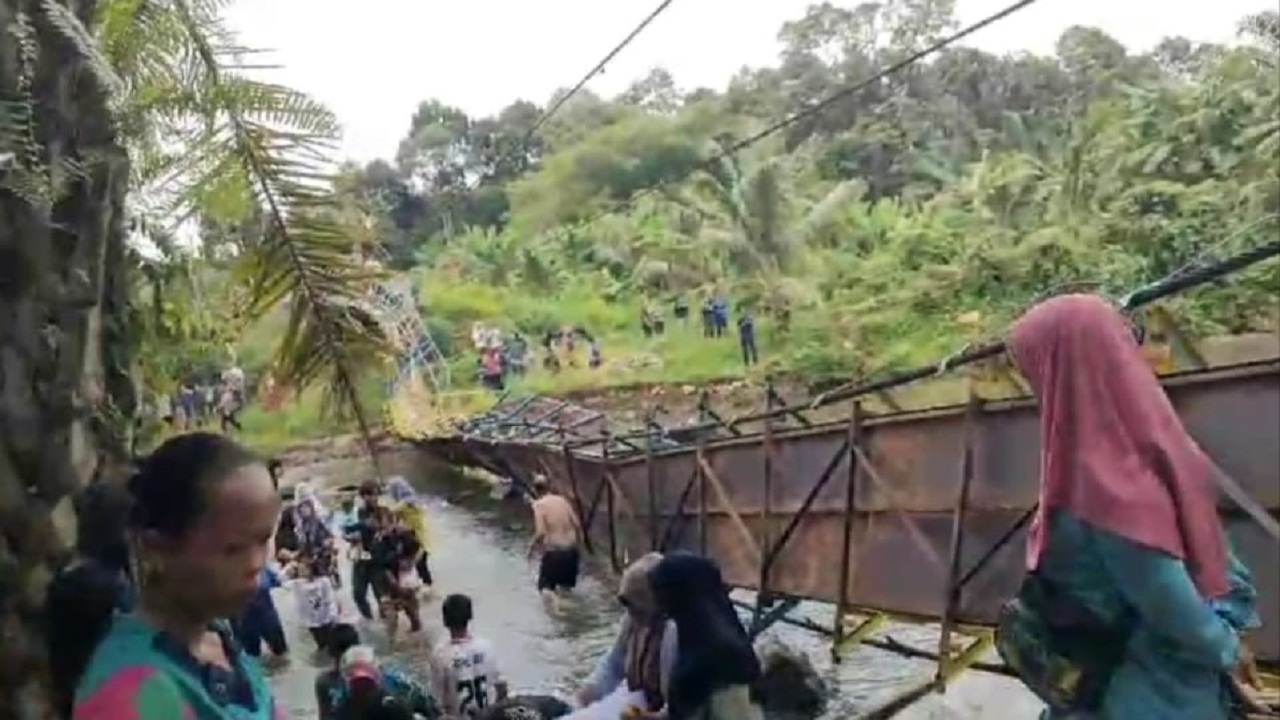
[532,494,580,550]
[527,478,583,610]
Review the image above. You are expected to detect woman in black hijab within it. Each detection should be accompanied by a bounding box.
[648,551,763,720]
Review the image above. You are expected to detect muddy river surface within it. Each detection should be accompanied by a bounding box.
[267,451,1042,719]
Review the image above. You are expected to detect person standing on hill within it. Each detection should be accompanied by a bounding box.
[710,297,728,337]
[526,476,583,614]
[700,299,714,338]
[673,296,689,324]
[737,310,758,366]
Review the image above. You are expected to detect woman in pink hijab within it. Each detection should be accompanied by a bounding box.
[1003,294,1258,720]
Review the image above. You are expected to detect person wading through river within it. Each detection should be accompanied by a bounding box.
[370,505,425,642]
[993,293,1264,720]
[346,480,385,620]
[55,432,283,719]
[316,624,440,720]
[387,476,436,593]
[526,475,583,614]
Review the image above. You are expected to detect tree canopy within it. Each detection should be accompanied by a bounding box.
[340,2,1276,388]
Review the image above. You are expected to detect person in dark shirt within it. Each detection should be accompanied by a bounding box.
[370,506,423,638]
[672,296,689,323]
[344,480,383,619]
[275,500,300,559]
[43,482,136,718]
[737,310,758,366]
[233,565,290,664]
[315,624,439,720]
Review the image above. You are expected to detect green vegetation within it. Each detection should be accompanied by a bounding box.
[3,0,397,457]
[338,4,1278,398]
[50,2,1279,454]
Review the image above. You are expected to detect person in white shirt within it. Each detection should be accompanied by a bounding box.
[283,557,343,652]
[431,594,508,718]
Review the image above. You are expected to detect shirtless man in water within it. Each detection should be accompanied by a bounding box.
[526,475,582,613]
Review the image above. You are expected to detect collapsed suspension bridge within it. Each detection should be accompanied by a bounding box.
[384,240,1280,716]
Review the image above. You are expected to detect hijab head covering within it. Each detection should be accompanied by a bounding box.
[1008,294,1229,598]
[293,493,332,553]
[649,551,759,718]
[617,553,666,698]
[296,495,318,518]
[295,480,326,511]
[386,477,417,504]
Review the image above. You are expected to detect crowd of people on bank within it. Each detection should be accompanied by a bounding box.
[466,293,763,396]
[470,323,605,391]
[40,293,1275,720]
[647,295,759,367]
[156,361,249,433]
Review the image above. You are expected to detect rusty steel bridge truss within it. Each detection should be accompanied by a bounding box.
[420,346,1280,709]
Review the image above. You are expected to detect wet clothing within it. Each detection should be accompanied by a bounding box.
[371,528,422,589]
[347,504,383,619]
[286,576,340,629]
[649,552,761,720]
[315,663,438,720]
[1033,511,1254,720]
[235,567,288,658]
[537,546,581,592]
[387,478,434,558]
[274,507,300,556]
[350,561,378,620]
[73,615,279,720]
[371,527,423,631]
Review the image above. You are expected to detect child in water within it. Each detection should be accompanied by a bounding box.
[283,556,345,652]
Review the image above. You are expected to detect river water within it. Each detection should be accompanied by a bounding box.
[267,451,1044,720]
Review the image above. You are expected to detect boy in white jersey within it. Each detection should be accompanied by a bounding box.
[431,594,508,718]
[283,557,343,651]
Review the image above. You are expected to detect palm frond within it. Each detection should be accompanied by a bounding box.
[154,0,392,472]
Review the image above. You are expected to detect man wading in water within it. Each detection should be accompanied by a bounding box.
[526,476,583,614]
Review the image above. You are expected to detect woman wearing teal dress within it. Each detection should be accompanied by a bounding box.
[51,432,285,719]
[1004,294,1260,720]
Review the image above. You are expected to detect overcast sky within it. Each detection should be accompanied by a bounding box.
[223,0,1269,163]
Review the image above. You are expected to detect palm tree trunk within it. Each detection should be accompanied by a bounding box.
[1,0,132,716]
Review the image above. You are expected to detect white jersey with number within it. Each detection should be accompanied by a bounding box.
[432,636,502,717]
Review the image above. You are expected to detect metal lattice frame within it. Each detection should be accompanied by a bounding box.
[368,275,450,396]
